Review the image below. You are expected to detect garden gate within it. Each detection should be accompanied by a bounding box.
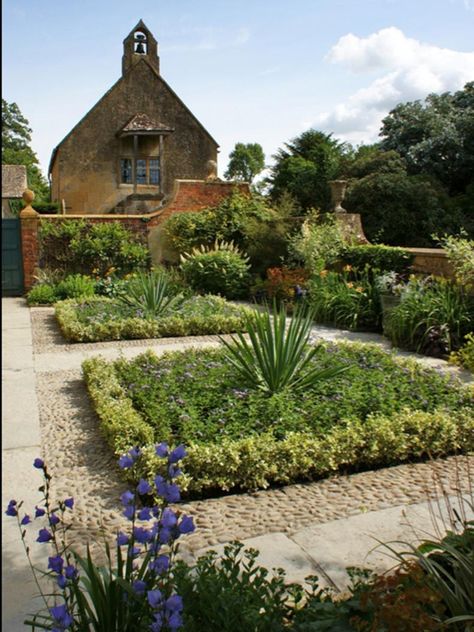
[2,218,24,295]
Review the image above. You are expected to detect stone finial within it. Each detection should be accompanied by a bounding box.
[205,160,218,181]
[20,189,39,219]
[329,180,348,213]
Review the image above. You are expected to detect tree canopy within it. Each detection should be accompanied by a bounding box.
[224,142,265,183]
[2,99,49,200]
[267,130,354,211]
[380,82,474,196]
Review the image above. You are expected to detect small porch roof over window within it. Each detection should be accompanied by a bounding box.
[117,113,174,137]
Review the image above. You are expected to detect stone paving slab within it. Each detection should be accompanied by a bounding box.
[34,340,223,373]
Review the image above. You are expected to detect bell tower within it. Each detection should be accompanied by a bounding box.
[122,20,160,76]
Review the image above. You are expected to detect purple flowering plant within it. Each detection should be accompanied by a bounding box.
[5,443,194,631]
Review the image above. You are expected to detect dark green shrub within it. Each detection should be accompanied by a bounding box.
[26,284,58,305]
[31,202,60,214]
[339,244,414,274]
[55,274,97,300]
[180,241,251,299]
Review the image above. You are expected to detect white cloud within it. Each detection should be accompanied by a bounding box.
[315,27,474,144]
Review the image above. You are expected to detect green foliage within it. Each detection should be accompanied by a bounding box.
[163,190,292,272]
[267,130,354,211]
[224,142,265,183]
[38,220,149,276]
[290,212,345,274]
[70,222,149,276]
[449,333,474,372]
[220,303,349,395]
[435,231,474,289]
[344,171,450,247]
[307,267,382,331]
[339,244,414,274]
[380,82,474,196]
[118,271,184,319]
[26,284,58,305]
[345,148,406,179]
[55,295,252,342]
[385,277,474,356]
[55,274,97,300]
[31,201,60,214]
[180,241,251,299]
[2,99,49,200]
[174,541,302,632]
[83,342,473,494]
[39,219,88,272]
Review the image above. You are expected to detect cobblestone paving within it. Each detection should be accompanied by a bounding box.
[33,307,473,559]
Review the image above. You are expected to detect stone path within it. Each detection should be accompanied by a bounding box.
[2,300,473,630]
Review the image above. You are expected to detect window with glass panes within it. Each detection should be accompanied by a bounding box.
[120,157,160,185]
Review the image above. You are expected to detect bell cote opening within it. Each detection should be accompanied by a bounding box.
[122,20,159,76]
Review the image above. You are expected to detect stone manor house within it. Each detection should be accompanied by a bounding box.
[48,21,219,215]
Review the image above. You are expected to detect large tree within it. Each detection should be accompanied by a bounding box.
[224,142,265,183]
[380,82,474,196]
[343,147,468,246]
[2,99,49,200]
[267,129,353,211]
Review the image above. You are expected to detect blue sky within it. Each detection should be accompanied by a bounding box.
[2,0,474,179]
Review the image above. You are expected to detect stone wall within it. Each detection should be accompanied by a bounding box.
[405,247,455,279]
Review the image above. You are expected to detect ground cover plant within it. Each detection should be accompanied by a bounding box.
[83,334,473,495]
[56,293,253,342]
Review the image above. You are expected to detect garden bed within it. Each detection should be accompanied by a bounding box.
[82,341,474,497]
[55,295,253,342]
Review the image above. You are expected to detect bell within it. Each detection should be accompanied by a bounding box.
[135,42,146,54]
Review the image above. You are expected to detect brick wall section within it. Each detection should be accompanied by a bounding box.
[20,214,40,291]
[20,179,248,290]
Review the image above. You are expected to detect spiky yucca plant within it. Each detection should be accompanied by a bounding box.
[119,271,184,319]
[220,302,349,395]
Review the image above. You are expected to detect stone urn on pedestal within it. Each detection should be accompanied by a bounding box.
[329,179,369,245]
[329,180,348,213]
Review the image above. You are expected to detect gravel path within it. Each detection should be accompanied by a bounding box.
[32,307,474,559]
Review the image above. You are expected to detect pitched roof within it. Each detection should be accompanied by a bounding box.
[2,165,27,198]
[49,57,219,175]
[119,112,174,135]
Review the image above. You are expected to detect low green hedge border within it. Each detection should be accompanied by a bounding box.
[55,296,252,342]
[339,244,415,273]
[82,355,474,496]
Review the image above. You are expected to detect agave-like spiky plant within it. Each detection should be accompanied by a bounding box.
[220,302,350,395]
[119,271,184,319]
